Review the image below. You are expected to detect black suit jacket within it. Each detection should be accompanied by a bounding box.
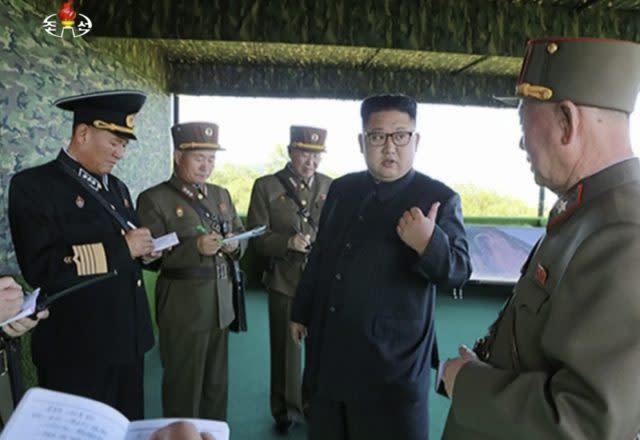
[8,151,154,368]
[292,169,471,403]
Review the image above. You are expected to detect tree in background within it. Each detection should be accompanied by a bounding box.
[454,183,541,217]
[210,144,289,214]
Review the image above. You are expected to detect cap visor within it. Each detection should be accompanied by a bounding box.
[492,95,520,107]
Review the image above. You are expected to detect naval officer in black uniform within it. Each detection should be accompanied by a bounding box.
[8,90,156,419]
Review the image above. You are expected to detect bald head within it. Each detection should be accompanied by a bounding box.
[519,99,634,195]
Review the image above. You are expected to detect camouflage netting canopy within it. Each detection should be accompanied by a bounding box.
[36,0,640,105]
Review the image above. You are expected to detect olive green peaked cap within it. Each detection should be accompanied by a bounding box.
[289,126,327,152]
[497,37,640,114]
[172,122,224,151]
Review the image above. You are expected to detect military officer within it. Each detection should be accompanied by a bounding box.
[442,38,640,439]
[8,90,156,420]
[247,126,332,434]
[137,122,246,421]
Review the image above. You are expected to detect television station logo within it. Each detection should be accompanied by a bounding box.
[43,1,93,38]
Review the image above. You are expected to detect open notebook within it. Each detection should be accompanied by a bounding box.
[0,387,229,440]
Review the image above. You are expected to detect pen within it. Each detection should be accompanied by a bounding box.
[195,224,208,234]
[126,221,137,230]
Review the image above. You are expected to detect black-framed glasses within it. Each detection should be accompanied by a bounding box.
[364,131,414,147]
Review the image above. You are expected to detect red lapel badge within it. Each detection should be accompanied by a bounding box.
[535,263,548,286]
[218,202,227,212]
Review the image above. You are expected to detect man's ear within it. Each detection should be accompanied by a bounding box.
[74,123,90,144]
[173,150,183,166]
[358,133,365,154]
[558,100,580,146]
[413,132,420,151]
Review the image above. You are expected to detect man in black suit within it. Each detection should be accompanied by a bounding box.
[8,90,156,420]
[291,94,471,439]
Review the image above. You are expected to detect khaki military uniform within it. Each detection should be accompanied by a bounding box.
[247,164,332,424]
[444,158,640,439]
[137,173,245,420]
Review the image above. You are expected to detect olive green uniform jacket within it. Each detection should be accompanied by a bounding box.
[443,158,640,440]
[136,174,245,419]
[138,174,245,331]
[247,166,332,297]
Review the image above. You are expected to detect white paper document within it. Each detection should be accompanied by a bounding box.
[221,225,267,244]
[152,232,179,252]
[0,288,40,327]
[0,387,229,440]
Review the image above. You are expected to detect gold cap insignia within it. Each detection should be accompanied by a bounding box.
[75,195,85,208]
[125,114,136,128]
[176,206,184,217]
[311,133,320,142]
[205,127,213,137]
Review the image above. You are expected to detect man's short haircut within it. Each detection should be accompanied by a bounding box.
[360,94,417,124]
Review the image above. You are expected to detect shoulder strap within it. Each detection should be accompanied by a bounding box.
[162,181,224,233]
[56,158,133,231]
[274,170,317,230]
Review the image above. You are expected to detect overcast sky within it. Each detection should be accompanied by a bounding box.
[180,95,640,208]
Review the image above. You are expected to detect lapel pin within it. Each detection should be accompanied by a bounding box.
[535,263,548,286]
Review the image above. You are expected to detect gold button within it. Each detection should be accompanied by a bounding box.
[218,252,223,257]
[303,217,308,223]
[110,204,116,210]
[301,200,307,206]
[197,194,204,200]
[120,229,126,236]
[136,279,142,287]
[547,42,558,54]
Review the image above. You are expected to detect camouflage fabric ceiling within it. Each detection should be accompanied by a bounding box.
[45,0,640,105]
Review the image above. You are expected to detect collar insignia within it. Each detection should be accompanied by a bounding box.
[548,183,584,230]
[78,168,101,192]
[180,186,195,199]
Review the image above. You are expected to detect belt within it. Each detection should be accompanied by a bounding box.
[160,267,216,280]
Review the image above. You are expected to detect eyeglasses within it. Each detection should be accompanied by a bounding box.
[364,131,414,147]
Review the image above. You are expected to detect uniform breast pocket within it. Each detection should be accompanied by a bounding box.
[511,276,550,369]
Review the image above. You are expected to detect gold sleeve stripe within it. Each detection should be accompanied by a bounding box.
[72,243,108,276]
